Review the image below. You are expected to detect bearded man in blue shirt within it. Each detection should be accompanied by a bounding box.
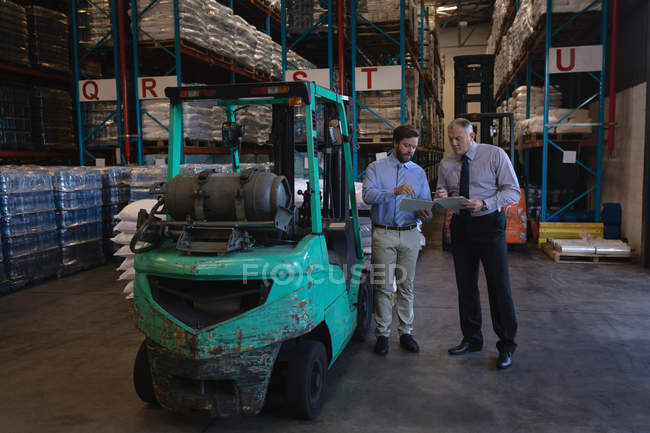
[362,124,432,356]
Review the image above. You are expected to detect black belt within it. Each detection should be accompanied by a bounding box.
[373,223,417,231]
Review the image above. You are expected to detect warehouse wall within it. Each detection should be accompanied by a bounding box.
[601,82,647,254]
[438,24,490,154]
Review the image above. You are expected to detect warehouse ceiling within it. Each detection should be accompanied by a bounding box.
[425,0,495,28]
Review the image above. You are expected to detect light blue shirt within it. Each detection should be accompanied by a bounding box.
[437,141,521,216]
[362,154,432,226]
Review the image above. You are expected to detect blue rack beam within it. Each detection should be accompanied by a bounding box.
[541,0,607,223]
[72,0,124,166]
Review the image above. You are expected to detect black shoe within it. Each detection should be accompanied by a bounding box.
[497,352,513,369]
[374,336,389,355]
[448,341,482,355]
[399,334,420,353]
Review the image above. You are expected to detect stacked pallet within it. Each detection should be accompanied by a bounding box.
[357,68,419,136]
[0,0,29,66]
[496,85,593,143]
[82,101,118,147]
[129,166,167,202]
[358,0,418,43]
[0,168,60,293]
[27,5,70,73]
[0,87,32,150]
[136,0,313,80]
[49,167,105,275]
[544,238,632,264]
[31,87,75,149]
[78,0,112,47]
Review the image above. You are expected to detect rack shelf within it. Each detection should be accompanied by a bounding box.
[0,62,72,86]
[494,11,602,103]
[491,1,608,223]
[138,39,272,83]
[0,149,77,160]
[142,143,273,155]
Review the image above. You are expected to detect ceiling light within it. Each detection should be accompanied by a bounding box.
[436,5,458,12]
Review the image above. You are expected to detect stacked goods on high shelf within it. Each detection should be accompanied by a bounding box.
[239,106,273,146]
[492,0,602,94]
[135,0,313,79]
[100,167,130,256]
[0,0,29,66]
[129,166,167,202]
[31,87,75,149]
[287,0,335,36]
[82,101,118,147]
[0,87,32,150]
[496,85,593,143]
[49,168,105,274]
[77,0,112,47]
[78,0,116,149]
[294,104,325,144]
[486,0,510,55]
[141,100,223,142]
[141,98,273,146]
[358,0,418,41]
[357,68,419,136]
[27,6,70,73]
[0,168,60,293]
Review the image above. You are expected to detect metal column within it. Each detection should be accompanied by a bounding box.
[72,0,125,165]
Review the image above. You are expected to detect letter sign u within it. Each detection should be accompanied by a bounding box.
[556,48,575,72]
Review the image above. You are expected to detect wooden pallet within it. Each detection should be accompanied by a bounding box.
[542,242,633,264]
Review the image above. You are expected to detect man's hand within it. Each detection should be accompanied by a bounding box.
[394,183,415,196]
[414,209,432,220]
[434,188,448,199]
[462,198,485,213]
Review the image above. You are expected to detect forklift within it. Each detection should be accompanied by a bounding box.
[129,81,372,419]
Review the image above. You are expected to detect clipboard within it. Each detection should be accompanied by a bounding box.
[399,198,434,212]
[432,196,471,212]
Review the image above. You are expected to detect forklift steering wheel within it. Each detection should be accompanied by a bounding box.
[129,198,165,254]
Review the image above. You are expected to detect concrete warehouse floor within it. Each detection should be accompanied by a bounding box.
[2,216,650,433]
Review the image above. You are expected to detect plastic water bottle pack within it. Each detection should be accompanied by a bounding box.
[1,211,56,237]
[56,207,102,228]
[0,168,60,288]
[49,167,105,274]
[3,229,58,257]
[5,248,61,282]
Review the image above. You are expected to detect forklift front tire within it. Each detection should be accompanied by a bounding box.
[133,341,158,405]
[285,340,328,420]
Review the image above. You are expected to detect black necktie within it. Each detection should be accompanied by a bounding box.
[460,154,470,217]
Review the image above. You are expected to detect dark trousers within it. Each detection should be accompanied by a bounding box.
[450,211,517,353]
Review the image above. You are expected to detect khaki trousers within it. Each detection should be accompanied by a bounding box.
[371,226,420,337]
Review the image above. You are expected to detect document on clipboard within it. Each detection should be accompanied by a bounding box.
[432,196,471,212]
[399,198,434,212]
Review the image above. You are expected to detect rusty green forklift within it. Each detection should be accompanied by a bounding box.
[129,81,372,420]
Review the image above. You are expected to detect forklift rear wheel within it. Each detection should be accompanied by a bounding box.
[286,340,328,420]
[133,341,157,404]
[353,276,373,341]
